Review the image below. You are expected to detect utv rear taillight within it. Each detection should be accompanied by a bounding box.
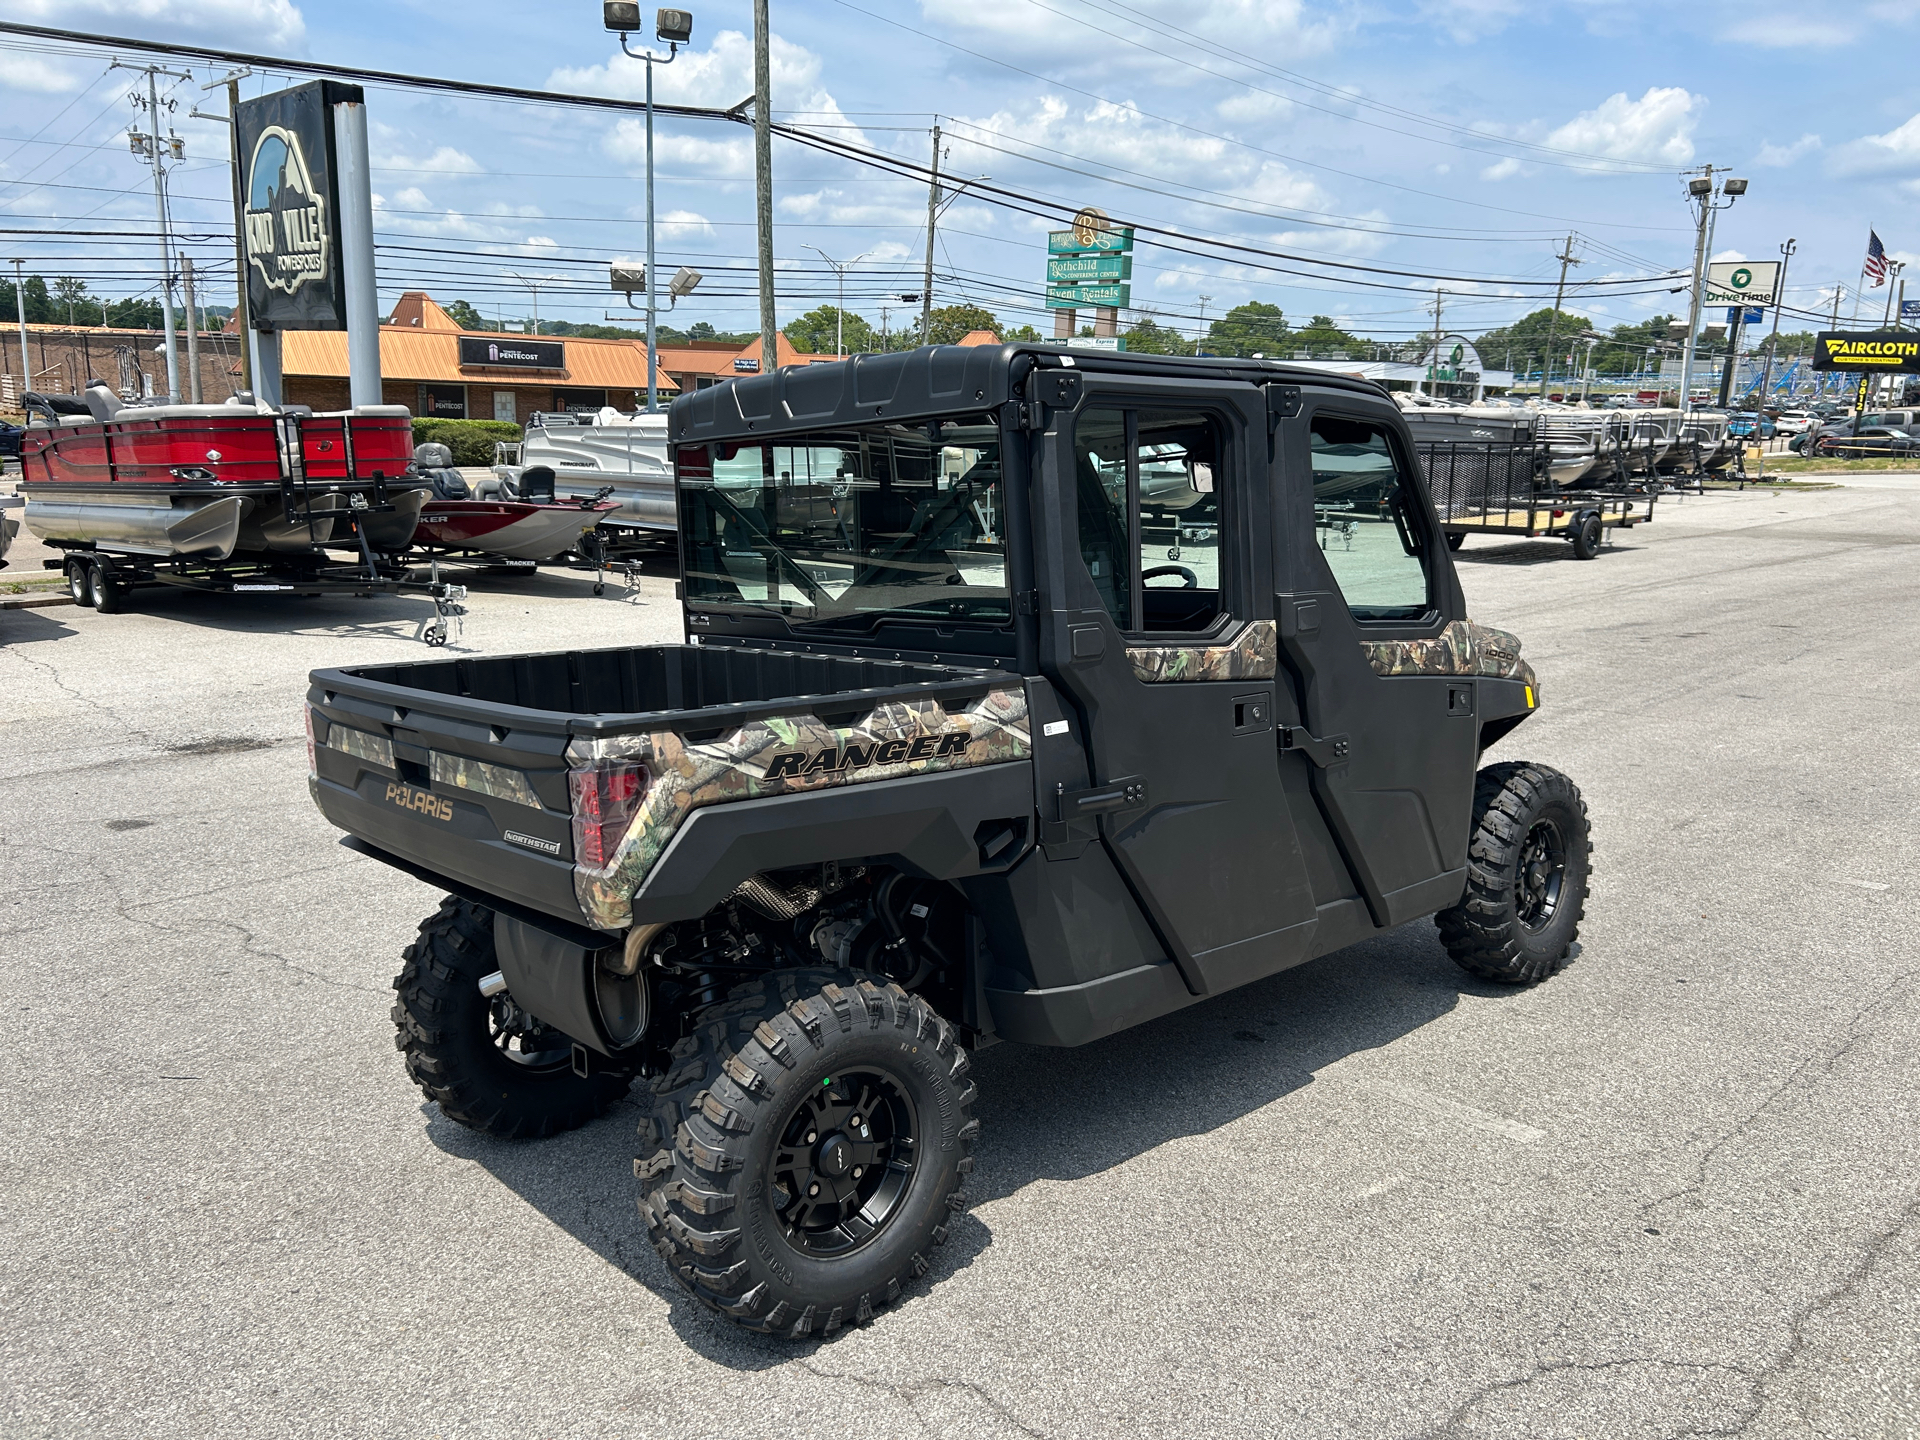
[569,761,647,869]
[303,704,318,779]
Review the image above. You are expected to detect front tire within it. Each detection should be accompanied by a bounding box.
[391,896,630,1137]
[66,558,92,607]
[636,973,978,1338]
[1436,763,1591,984]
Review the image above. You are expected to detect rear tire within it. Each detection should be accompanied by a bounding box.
[636,972,978,1338]
[66,558,92,607]
[1570,513,1603,560]
[1436,762,1591,985]
[391,896,630,1138]
[86,559,127,613]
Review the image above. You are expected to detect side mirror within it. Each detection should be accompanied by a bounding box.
[656,7,693,43]
[604,2,642,32]
[1187,459,1213,493]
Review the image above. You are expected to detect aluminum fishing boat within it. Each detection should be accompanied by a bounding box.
[490,408,673,539]
[410,447,617,562]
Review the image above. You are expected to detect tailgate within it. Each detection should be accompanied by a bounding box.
[305,686,586,928]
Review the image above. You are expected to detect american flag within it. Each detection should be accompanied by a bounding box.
[1865,230,1889,286]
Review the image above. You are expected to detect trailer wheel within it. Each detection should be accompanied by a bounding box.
[1435,762,1591,985]
[391,896,630,1138]
[1570,513,1603,560]
[1446,533,1466,552]
[635,971,978,1338]
[66,558,93,608]
[86,560,129,614]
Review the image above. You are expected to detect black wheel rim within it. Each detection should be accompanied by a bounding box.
[770,1069,918,1258]
[1515,818,1567,931]
[486,991,572,1071]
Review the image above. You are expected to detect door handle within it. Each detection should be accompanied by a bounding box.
[1279,727,1351,768]
[1056,776,1148,820]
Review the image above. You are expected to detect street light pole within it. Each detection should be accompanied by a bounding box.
[804,246,869,356]
[11,258,28,397]
[1677,168,1747,412]
[614,17,686,412]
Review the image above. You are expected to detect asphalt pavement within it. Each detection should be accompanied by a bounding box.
[3,481,1917,1439]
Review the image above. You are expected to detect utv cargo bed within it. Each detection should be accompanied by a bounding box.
[306,644,1036,935]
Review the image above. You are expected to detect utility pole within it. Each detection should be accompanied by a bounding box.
[753,0,777,372]
[197,68,252,393]
[114,62,193,400]
[1540,234,1580,401]
[921,123,941,346]
[181,254,202,402]
[11,258,28,398]
[1677,168,1748,412]
[1196,293,1210,355]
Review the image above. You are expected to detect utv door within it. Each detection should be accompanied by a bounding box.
[1028,368,1319,997]
[1269,390,1479,934]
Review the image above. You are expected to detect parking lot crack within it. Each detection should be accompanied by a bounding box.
[0,644,157,746]
[1642,966,1918,1218]
[1417,1357,1760,1440]
[795,1360,1049,1438]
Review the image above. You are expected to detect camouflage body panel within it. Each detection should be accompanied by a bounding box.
[1125,619,1277,684]
[430,752,541,810]
[1360,619,1538,693]
[569,686,1031,930]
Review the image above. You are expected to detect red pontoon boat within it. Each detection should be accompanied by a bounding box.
[17,385,461,641]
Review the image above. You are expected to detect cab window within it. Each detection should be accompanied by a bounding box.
[1309,416,1431,621]
[1074,407,1224,634]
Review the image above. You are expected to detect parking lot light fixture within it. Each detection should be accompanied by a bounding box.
[604,6,696,412]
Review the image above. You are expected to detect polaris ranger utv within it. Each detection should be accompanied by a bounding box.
[306,345,1590,1338]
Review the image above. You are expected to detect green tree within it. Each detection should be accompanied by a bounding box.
[687,321,717,341]
[1202,301,1288,357]
[53,276,92,326]
[1004,323,1043,342]
[442,298,489,330]
[918,303,999,347]
[784,305,877,355]
[1292,315,1364,358]
[103,297,163,329]
[1473,307,1596,384]
[1121,316,1187,355]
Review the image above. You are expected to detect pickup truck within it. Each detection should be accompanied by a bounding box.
[307,344,1591,1339]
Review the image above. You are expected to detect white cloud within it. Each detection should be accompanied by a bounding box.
[1711,249,1748,263]
[0,0,305,47]
[1543,87,1703,166]
[1480,156,1523,182]
[914,0,1344,63]
[1414,0,1525,43]
[1214,90,1292,124]
[659,210,714,240]
[372,146,482,177]
[608,125,752,178]
[1833,113,1920,175]
[0,54,79,92]
[1754,133,1821,167]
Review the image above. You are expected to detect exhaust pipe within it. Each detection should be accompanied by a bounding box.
[728,873,823,921]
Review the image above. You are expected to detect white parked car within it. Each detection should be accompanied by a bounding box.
[1771,411,1814,436]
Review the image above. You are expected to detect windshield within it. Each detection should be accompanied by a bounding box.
[677,416,1009,630]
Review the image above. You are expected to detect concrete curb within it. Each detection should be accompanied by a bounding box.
[1,590,73,609]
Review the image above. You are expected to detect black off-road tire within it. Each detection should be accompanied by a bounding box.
[636,971,978,1339]
[1570,513,1603,560]
[1436,762,1591,985]
[391,896,630,1137]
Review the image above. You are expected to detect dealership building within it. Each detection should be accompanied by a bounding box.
[279,292,836,419]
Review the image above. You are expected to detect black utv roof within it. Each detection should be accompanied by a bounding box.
[667,342,1389,445]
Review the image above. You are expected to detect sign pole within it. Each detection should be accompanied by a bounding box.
[1717,306,1743,409]
[332,96,382,409]
[1754,239,1793,481]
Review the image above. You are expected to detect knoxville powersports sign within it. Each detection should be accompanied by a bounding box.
[1812,331,1920,372]
[233,81,363,331]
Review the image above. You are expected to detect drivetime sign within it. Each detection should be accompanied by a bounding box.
[1705,260,1781,306]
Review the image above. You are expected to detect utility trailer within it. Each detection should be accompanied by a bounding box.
[1414,439,1657,558]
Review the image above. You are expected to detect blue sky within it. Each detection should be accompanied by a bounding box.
[0,0,1914,346]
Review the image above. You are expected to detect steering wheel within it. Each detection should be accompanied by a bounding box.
[1142,564,1198,589]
